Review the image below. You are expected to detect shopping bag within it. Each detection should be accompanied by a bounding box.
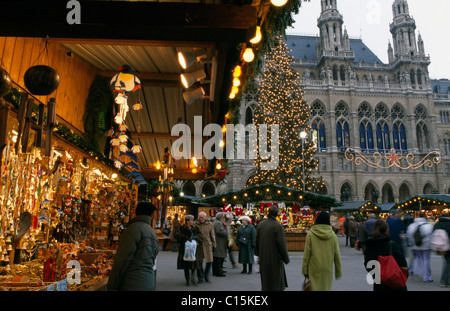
[183,240,197,262]
[253,255,260,273]
[378,242,407,288]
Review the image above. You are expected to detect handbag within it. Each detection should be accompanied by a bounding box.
[239,237,248,245]
[378,241,407,288]
[303,277,311,291]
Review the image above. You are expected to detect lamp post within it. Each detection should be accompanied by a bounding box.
[300,131,307,192]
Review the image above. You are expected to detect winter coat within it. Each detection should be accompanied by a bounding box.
[364,235,408,291]
[195,219,216,263]
[433,217,450,257]
[406,218,434,251]
[256,215,290,291]
[236,224,256,264]
[302,224,342,291]
[107,215,159,291]
[213,219,228,258]
[176,224,203,270]
[169,217,180,242]
[347,219,358,238]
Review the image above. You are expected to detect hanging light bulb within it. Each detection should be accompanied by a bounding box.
[243,48,254,62]
[270,0,288,6]
[233,65,242,78]
[250,26,262,44]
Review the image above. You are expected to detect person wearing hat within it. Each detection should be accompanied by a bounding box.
[107,202,159,291]
[302,211,342,291]
[236,216,256,274]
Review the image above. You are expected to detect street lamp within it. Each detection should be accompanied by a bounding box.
[300,131,307,192]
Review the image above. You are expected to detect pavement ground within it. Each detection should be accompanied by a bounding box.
[154,236,450,292]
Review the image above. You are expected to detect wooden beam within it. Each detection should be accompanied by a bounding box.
[99,71,182,87]
[48,38,215,49]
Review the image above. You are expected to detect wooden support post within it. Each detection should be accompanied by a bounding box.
[31,102,45,148]
[14,93,29,153]
[21,99,35,154]
[45,98,56,157]
[0,101,10,165]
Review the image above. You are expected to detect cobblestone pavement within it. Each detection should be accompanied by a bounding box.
[154,236,450,292]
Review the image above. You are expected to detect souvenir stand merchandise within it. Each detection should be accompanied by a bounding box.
[220,201,315,251]
[0,125,137,291]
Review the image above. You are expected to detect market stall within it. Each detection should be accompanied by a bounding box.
[199,184,341,251]
[0,87,138,291]
[394,194,450,219]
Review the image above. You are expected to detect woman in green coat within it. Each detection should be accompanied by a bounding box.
[302,211,342,291]
[236,216,256,274]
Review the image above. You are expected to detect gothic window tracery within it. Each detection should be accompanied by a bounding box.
[311,101,327,152]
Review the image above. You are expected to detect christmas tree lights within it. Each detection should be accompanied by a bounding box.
[248,36,324,192]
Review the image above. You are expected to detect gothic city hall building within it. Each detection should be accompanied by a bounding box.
[225,0,450,204]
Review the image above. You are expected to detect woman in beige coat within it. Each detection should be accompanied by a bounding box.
[195,212,216,283]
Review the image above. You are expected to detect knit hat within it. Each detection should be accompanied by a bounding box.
[315,211,330,225]
[135,202,156,216]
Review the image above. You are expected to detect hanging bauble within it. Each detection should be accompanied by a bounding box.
[24,65,60,96]
[0,67,12,98]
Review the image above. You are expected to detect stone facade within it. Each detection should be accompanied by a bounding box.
[226,0,450,204]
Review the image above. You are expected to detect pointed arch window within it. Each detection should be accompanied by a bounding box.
[337,120,350,151]
[312,119,327,152]
[377,122,390,152]
[393,122,408,153]
[416,122,429,151]
[360,121,374,153]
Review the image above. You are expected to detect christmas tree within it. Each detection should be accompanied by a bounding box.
[248,36,323,192]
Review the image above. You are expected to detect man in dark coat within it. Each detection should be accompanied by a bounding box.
[107,202,159,291]
[256,205,290,291]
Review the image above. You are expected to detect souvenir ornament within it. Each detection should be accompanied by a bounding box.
[133,100,143,111]
[119,144,128,153]
[131,144,142,154]
[114,159,123,169]
[111,137,120,146]
[118,134,128,143]
[110,65,141,93]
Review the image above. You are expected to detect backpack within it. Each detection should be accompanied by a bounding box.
[414,224,424,246]
[431,229,450,252]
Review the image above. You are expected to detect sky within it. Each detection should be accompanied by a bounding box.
[286,0,450,80]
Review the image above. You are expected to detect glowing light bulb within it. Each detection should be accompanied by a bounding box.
[250,26,262,44]
[243,48,254,62]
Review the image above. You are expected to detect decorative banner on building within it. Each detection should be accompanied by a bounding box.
[344,147,441,170]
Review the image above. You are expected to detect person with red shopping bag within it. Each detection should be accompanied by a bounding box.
[364,220,408,291]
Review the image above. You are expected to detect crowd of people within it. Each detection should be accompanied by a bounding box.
[106,201,450,292]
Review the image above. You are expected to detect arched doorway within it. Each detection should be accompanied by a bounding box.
[201,181,215,197]
[399,183,411,202]
[382,183,395,203]
[364,183,379,203]
[340,182,352,202]
[182,181,196,197]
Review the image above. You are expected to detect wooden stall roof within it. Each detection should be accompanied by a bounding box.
[0,0,278,180]
[394,194,450,211]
